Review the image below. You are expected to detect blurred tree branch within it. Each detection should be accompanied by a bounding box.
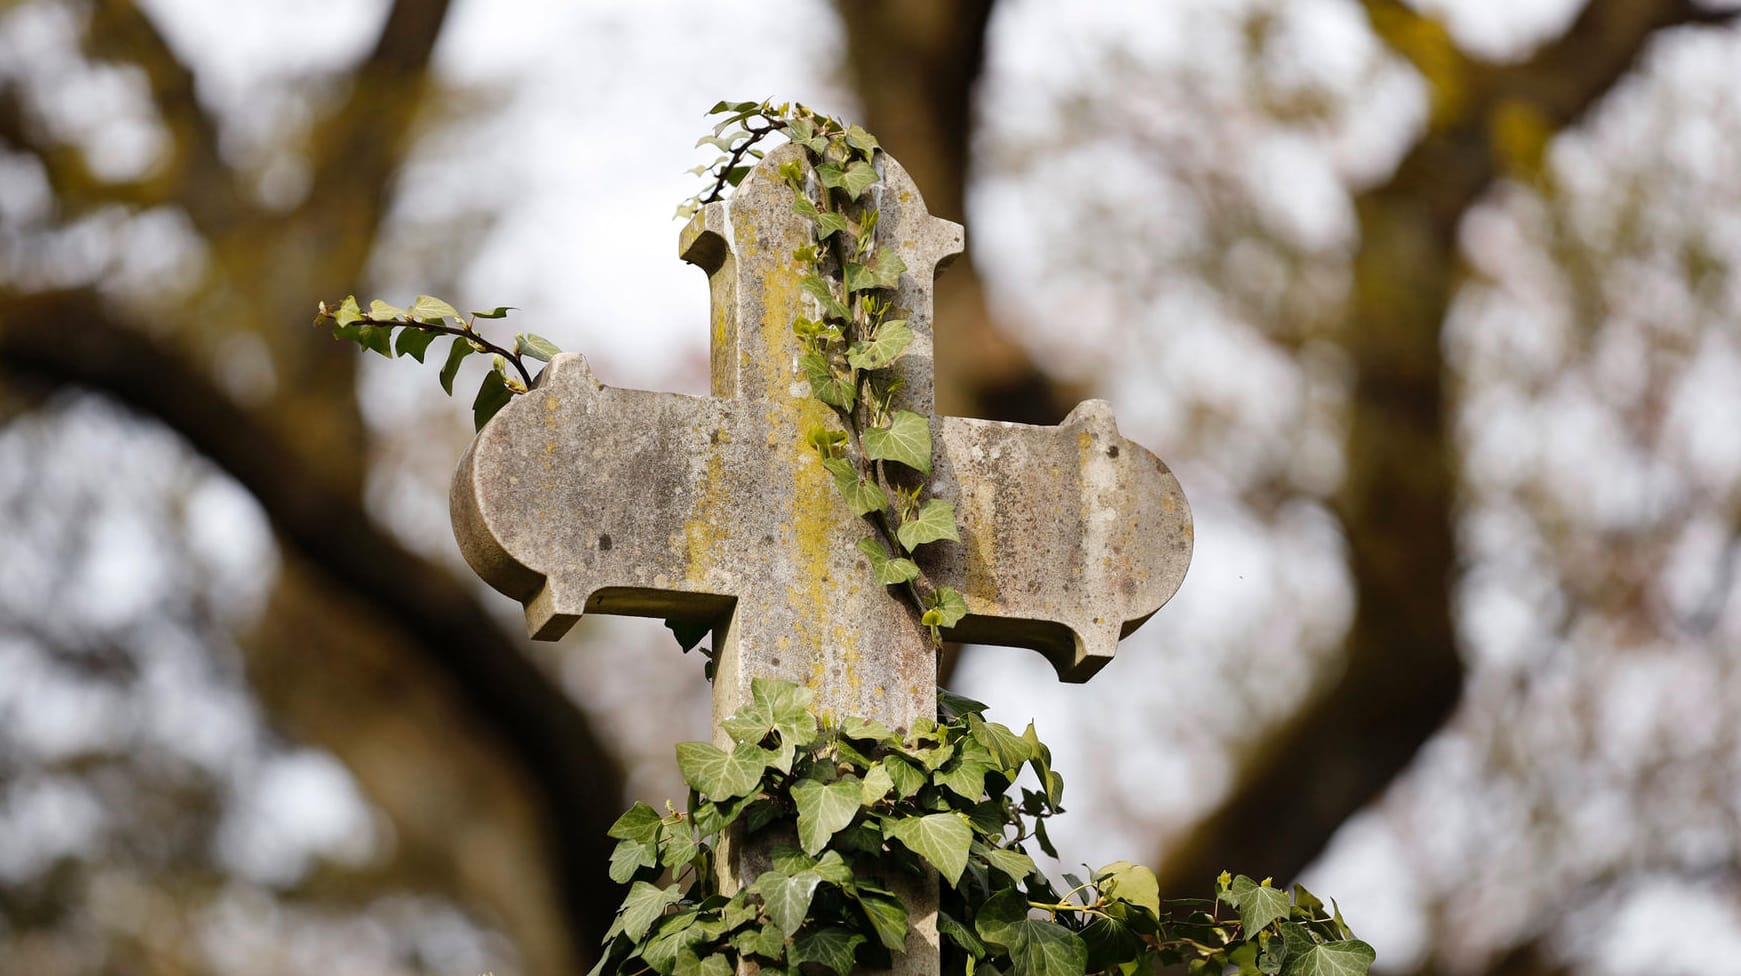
[1154,0,1740,897]
[0,287,625,955]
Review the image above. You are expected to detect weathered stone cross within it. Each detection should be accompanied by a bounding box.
[450,144,1191,974]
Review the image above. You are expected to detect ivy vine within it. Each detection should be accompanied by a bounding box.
[592,677,1372,976]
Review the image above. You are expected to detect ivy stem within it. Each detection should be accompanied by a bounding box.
[335,312,536,390]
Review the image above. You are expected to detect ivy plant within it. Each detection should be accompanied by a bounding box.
[593,677,1372,976]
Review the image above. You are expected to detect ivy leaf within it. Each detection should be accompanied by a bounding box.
[883,754,926,799]
[813,849,856,888]
[1280,938,1376,976]
[472,306,515,319]
[896,498,958,552]
[354,323,395,358]
[799,275,850,322]
[516,332,562,362]
[935,756,995,801]
[845,124,880,154]
[856,537,920,586]
[854,889,910,951]
[472,368,513,431]
[334,295,363,327]
[839,715,894,742]
[439,336,474,395]
[922,588,968,630]
[368,299,404,320]
[845,249,906,293]
[620,881,682,941]
[938,910,987,960]
[968,714,1034,771]
[975,892,1088,976]
[883,812,972,886]
[862,410,931,476]
[1080,917,1144,974]
[822,458,888,516]
[394,326,439,362]
[658,822,699,872]
[800,351,856,410]
[1222,875,1292,936]
[675,741,766,801]
[859,763,894,805]
[982,846,1037,883]
[792,776,862,855]
[408,295,460,323]
[791,927,866,976]
[938,689,990,720]
[609,836,659,883]
[756,869,822,936]
[847,320,913,370]
[815,211,849,239]
[608,801,663,845]
[1095,861,1161,919]
[722,677,818,749]
[838,160,879,199]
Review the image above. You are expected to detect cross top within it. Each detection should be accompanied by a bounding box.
[451,144,1192,737]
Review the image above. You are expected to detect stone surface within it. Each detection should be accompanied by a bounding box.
[450,143,1193,976]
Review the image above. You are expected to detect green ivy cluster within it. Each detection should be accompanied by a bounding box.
[688,100,968,643]
[313,295,558,431]
[593,677,1371,976]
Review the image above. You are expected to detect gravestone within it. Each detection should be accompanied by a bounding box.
[451,144,1192,976]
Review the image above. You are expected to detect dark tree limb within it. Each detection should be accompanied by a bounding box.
[1155,0,1739,897]
[0,289,625,951]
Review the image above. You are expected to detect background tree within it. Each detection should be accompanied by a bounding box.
[0,2,1738,974]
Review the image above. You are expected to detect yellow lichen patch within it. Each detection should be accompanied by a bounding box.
[679,451,731,586]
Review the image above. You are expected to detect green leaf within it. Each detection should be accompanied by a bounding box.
[439,336,474,395]
[1223,875,1292,936]
[620,881,682,941]
[938,689,989,720]
[675,953,732,976]
[472,368,513,431]
[356,323,395,358]
[1280,939,1376,976]
[791,776,862,855]
[981,910,1088,976]
[927,588,968,629]
[799,274,850,322]
[367,299,404,320]
[845,124,880,154]
[608,801,663,845]
[862,410,932,476]
[658,822,699,872]
[1080,917,1144,974]
[408,295,460,322]
[674,740,767,800]
[813,849,856,888]
[968,714,1034,770]
[883,812,972,886]
[896,498,958,552]
[724,165,752,187]
[516,332,562,362]
[756,869,822,936]
[854,889,910,951]
[334,295,362,327]
[822,458,888,516]
[394,325,439,361]
[981,846,1037,883]
[800,351,856,410]
[815,211,849,239]
[935,756,994,800]
[847,320,913,370]
[845,249,907,293]
[859,764,894,805]
[722,677,818,749]
[938,910,988,959]
[472,306,515,319]
[1095,861,1161,919]
[792,927,866,976]
[839,715,894,742]
[609,836,659,883]
[883,754,926,799]
[856,537,920,586]
[838,159,879,199]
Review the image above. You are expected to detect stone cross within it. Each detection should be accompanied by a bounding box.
[450,144,1192,975]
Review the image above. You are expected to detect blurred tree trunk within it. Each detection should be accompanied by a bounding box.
[1154,0,1740,898]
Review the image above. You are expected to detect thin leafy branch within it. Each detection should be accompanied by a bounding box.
[313,294,561,430]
